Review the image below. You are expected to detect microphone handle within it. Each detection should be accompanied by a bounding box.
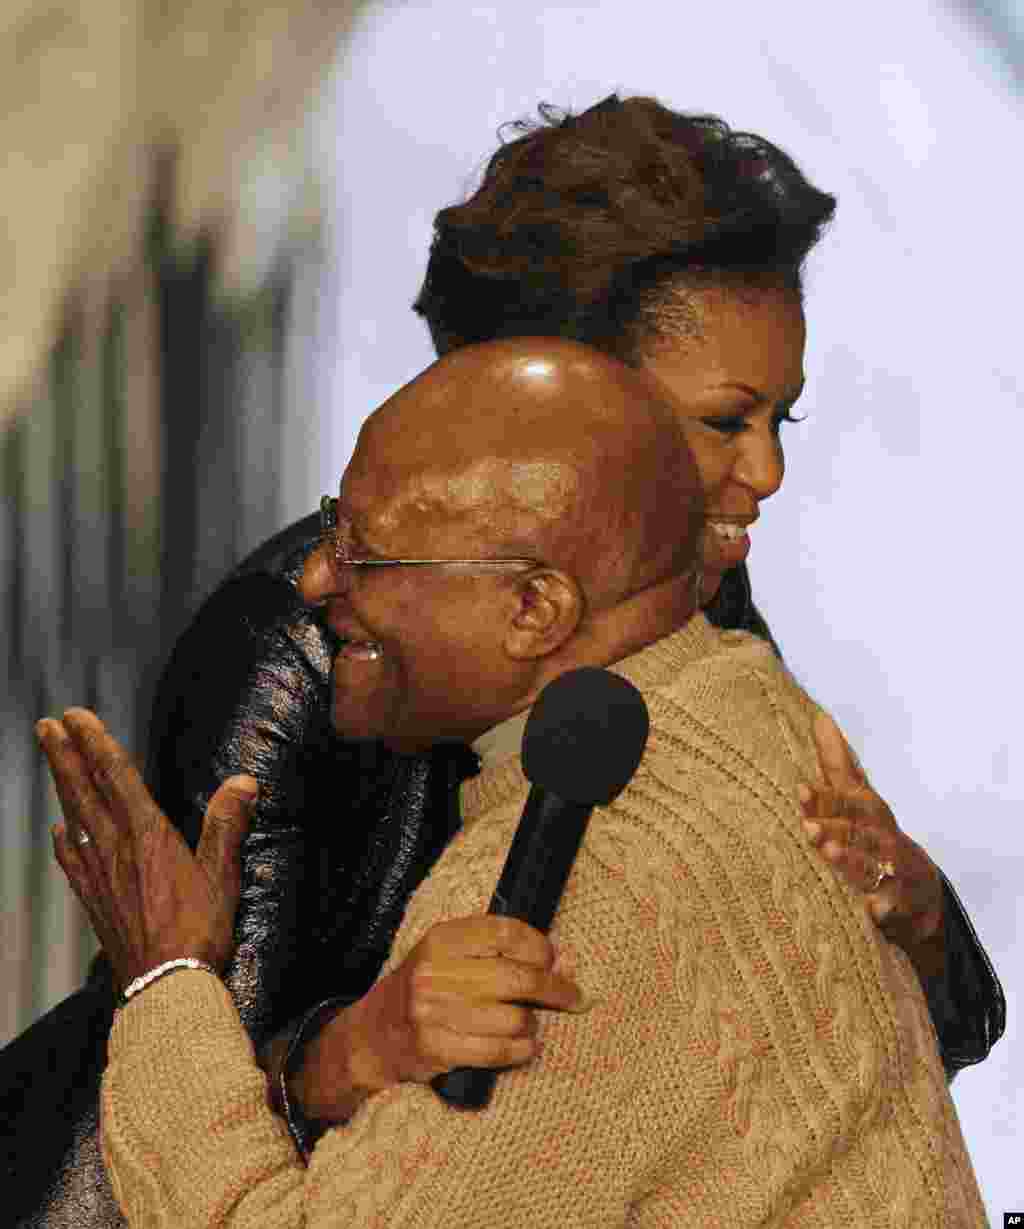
[432,788,592,1110]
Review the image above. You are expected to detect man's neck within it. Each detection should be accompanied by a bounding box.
[517,566,700,714]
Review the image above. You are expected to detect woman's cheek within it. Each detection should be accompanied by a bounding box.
[678,429,719,493]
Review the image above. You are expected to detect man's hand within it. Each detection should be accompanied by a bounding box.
[799,712,945,980]
[286,915,587,1123]
[37,708,257,992]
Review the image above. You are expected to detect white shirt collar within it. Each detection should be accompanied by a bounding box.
[470,709,530,768]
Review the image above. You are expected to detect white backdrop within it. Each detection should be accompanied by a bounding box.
[288,1,1022,1218]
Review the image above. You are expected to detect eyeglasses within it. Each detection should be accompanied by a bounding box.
[319,496,538,580]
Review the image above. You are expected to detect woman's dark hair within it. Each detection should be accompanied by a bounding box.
[412,93,836,366]
[414,93,834,648]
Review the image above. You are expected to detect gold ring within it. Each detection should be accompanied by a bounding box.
[870,858,896,892]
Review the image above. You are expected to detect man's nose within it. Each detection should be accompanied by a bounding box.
[297,542,342,606]
[731,431,784,501]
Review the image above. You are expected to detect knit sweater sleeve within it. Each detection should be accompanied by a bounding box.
[100,817,723,1228]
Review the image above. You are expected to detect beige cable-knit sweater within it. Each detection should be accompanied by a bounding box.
[101,615,987,1227]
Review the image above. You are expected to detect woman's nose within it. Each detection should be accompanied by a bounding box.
[731,431,784,501]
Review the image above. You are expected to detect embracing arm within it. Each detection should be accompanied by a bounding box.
[715,569,1005,1077]
[795,711,1006,1079]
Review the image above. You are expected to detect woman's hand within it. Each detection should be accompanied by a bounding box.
[285,915,586,1124]
[37,708,257,992]
[799,711,945,981]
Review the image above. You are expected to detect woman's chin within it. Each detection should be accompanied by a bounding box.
[699,569,726,608]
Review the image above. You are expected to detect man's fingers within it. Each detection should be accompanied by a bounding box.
[37,719,116,854]
[522,966,589,1012]
[420,954,586,1013]
[411,996,538,1039]
[195,776,259,888]
[421,1024,538,1074]
[51,822,114,951]
[422,914,557,968]
[51,819,86,886]
[58,709,158,836]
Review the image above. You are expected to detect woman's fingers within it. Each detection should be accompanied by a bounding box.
[802,812,885,856]
[799,782,895,829]
[812,712,869,790]
[804,821,893,892]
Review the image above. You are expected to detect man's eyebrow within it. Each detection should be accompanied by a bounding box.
[335,496,377,557]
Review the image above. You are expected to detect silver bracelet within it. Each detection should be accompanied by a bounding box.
[118,957,219,1009]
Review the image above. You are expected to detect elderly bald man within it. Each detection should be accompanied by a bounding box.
[300,336,702,750]
[39,338,985,1227]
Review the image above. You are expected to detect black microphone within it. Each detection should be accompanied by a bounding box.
[432,666,650,1110]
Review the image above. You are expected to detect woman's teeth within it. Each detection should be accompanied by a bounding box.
[709,522,747,541]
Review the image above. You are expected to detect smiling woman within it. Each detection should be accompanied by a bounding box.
[413,95,831,634]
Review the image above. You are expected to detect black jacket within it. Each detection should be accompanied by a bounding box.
[1,514,1005,1227]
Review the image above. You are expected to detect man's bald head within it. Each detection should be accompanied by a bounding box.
[344,337,704,610]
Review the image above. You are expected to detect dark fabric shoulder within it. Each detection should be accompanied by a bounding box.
[929,873,1007,1079]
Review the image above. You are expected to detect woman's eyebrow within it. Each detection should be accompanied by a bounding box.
[715,379,806,406]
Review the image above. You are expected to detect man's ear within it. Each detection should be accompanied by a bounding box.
[504,570,584,660]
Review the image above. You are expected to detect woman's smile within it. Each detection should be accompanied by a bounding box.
[704,518,753,569]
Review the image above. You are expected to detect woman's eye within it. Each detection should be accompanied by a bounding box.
[771,409,805,434]
[701,410,805,437]
[701,415,746,436]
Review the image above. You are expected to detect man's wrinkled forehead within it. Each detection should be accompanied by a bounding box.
[339,334,695,550]
[341,446,568,553]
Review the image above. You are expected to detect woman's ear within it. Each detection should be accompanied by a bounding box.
[504,570,584,660]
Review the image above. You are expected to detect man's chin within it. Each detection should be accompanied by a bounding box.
[329,713,436,756]
[329,687,424,752]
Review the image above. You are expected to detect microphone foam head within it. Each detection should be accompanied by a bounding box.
[522,667,649,805]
